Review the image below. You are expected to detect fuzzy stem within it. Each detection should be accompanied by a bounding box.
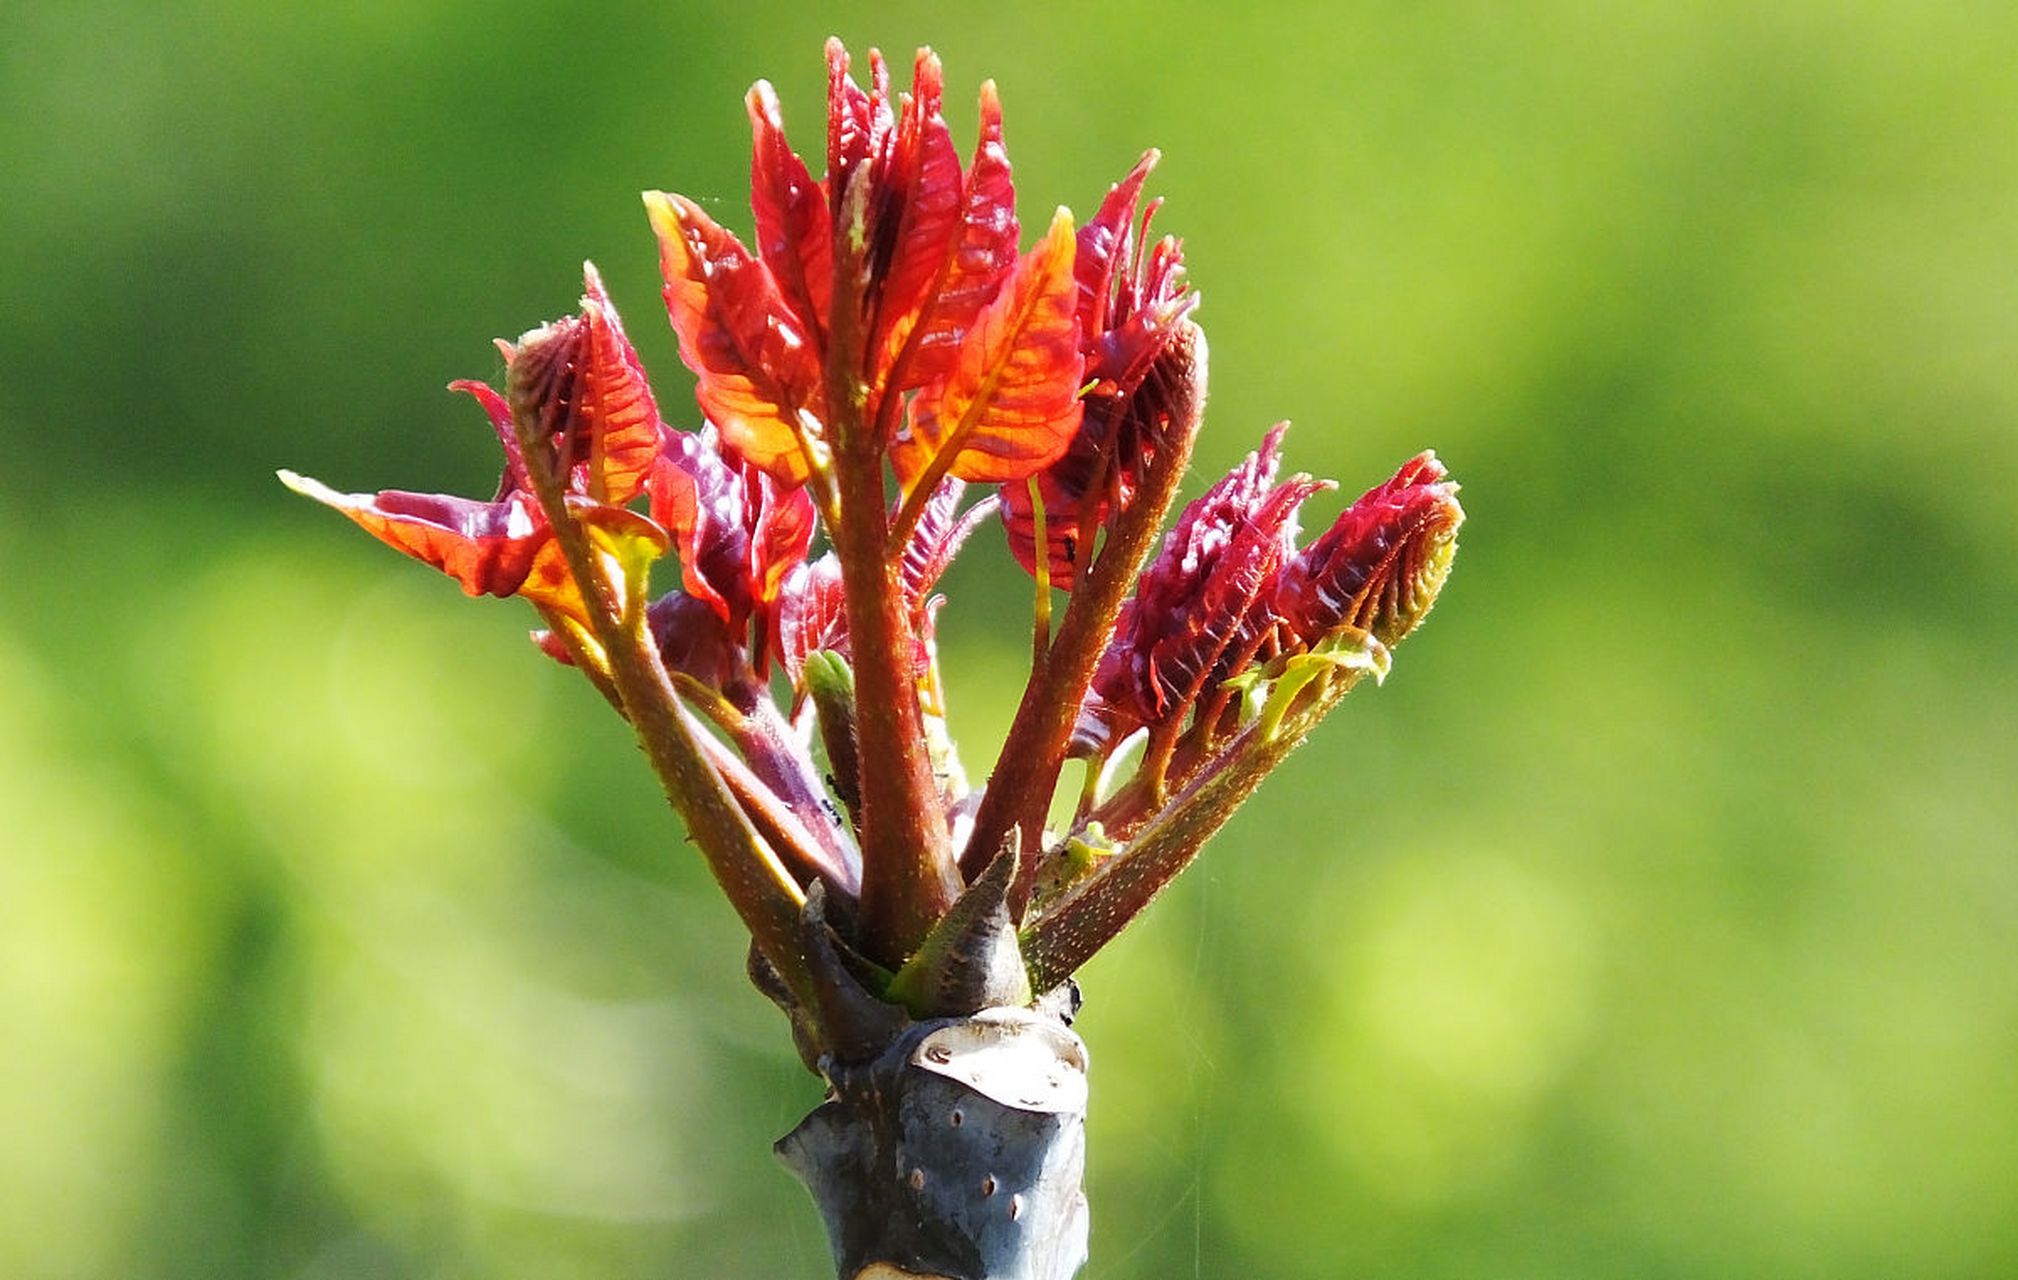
[513,416,815,1006]
[825,174,957,964]
[1022,654,1370,987]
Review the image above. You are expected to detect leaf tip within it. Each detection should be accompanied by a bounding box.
[276,468,343,507]
[640,188,678,227]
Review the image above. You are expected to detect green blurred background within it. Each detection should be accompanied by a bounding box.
[5,0,2015,1275]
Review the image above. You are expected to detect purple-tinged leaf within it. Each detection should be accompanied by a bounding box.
[649,590,744,689]
[1072,423,1327,750]
[649,427,754,626]
[1275,451,1464,648]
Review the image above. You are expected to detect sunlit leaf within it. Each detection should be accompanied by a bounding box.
[747,466,819,667]
[747,80,833,346]
[749,469,817,608]
[867,51,960,340]
[878,80,1019,400]
[577,262,665,505]
[824,39,893,223]
[645,190,824,486]
[892,208,1083,489]
[867,58,995,396]
[278,470,554,602]
[515,530,591,623]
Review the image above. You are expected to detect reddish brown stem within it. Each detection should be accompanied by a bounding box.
[1023,657,1364,987]
[513,414,815,1007]
[824,179,957,964]
[960,323,1208,906]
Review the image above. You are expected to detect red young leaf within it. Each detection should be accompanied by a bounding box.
[1003,160,1198,586]
[1274,451,1464,648]
[865,50,963,381]
[1075,150,1158,341]
[279,471,559,605]
[649,426,758,626]
[1086,227,1193,395]
[892,208,1084,490]
[746,464,818,668]
[646,191,824,486]
[448,378,528,499]
[776,552,848,687]
[824,39,871,209]
[747,80,833,348]
[824,40,894,223]
[578,262,665,505]
[1074,424,1326,748]
[749,467,818,608]
[898,477,997,604]
[504,306,666,510]
[647,426,818,667]
[877,78,1020,396]
[502,312,588,458]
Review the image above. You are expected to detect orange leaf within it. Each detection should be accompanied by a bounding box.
[892,208,1083,491]
[278,470,568,608]
[577,262,665,505]
[646,190,824,486]
[515,534,591,625]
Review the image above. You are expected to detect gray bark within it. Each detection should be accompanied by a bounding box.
[777,1006,1090,1280]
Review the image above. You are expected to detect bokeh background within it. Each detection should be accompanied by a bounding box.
[5,1,2015,1276]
